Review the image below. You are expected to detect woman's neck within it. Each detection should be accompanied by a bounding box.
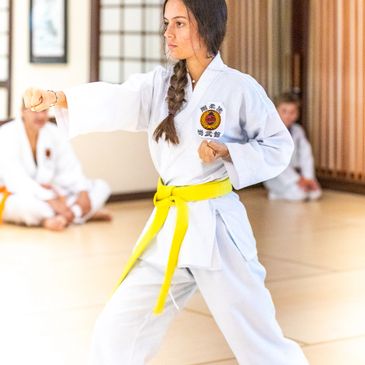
[186,54,214,85]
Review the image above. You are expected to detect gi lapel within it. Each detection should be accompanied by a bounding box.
[175,53,227,123]
[18,119,38,176]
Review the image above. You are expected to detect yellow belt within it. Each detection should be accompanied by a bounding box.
[0,187,10,224]
[114,177,232,314]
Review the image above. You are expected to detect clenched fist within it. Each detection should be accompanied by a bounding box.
[198,140,231,163]
[23,88,67,111]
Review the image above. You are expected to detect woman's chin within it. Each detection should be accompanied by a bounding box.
[165,48,184,62]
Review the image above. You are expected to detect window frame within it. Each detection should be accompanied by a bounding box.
[0,0,12,118]
[90,0,165,82]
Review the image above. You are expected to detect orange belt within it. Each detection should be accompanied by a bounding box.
[0,186,10,224]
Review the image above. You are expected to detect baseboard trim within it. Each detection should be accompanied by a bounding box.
[107,181,365,203]
[108,190,155,203]
[318,177,365,195]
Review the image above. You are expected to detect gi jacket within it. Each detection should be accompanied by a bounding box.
[265,123,316,188]
[55,53,294,269]
[0,119,89,200]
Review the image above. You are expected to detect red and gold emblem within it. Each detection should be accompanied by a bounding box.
[200,110,221,130]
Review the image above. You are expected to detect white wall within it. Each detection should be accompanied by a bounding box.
[11,0,158,193]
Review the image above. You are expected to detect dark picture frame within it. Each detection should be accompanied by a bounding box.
[29,0,67,63]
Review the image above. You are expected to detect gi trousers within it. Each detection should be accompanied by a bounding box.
[2,179,110,226]
[90,217,309,365]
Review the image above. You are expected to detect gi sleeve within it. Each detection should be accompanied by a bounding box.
[0,132,56,201]
[296,125,316,180]
[223,75,294,190]
[55,66,163,139]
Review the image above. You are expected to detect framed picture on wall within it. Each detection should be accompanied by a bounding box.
[29,0,67,63]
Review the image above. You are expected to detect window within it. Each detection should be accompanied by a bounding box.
[91,0,165,83]
[0,0,12,119]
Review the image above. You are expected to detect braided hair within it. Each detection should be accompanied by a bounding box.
[153,60,188,145]
[153,0,227,145]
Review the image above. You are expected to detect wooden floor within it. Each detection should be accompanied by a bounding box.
[1,188,365,365]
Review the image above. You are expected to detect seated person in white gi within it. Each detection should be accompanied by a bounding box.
[264,93,322,201]
[0,103,112,231]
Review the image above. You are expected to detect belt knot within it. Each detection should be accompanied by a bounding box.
[113,177,232,314]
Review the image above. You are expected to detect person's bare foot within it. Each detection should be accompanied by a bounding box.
[89,209,113,222]
[42,215,68,231]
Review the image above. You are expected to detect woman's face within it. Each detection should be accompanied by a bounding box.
[163,0,208,61]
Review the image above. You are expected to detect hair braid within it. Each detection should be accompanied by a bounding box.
[153,60,188,144]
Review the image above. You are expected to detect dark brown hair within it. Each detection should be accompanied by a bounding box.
[153,0,228,145]
[274,92,302,109]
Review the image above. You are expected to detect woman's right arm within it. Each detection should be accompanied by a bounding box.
[23,67,163,138]
[24,88,68,110]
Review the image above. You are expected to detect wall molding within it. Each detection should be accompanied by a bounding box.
[107,190,155,203]
[318,178,365,195]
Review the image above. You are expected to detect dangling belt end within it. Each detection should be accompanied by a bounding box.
[0,187,10,224]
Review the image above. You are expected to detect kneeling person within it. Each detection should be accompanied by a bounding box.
[264,93,322,201]
[0,104,111,230]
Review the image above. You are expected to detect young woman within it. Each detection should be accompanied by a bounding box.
[24,0,309,363]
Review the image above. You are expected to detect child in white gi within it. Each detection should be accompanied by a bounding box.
[23,0,309,363]
[0,105,112,231]
[264,93,322,201]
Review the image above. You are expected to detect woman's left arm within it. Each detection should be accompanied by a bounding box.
[221,76,294,190]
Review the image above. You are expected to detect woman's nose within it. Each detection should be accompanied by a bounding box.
[164,25,174,39]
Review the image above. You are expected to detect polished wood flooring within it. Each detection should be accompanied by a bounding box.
[1,188,364,364]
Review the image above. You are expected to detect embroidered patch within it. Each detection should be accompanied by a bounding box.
[200,110,221,130]
[197,102,225,139]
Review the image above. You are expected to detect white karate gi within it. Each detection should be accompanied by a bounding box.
[264,123,322,201]
[55,53,309,364]
[0,119,111,226]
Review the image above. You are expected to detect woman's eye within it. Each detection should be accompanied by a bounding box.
[176,21,185,28]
